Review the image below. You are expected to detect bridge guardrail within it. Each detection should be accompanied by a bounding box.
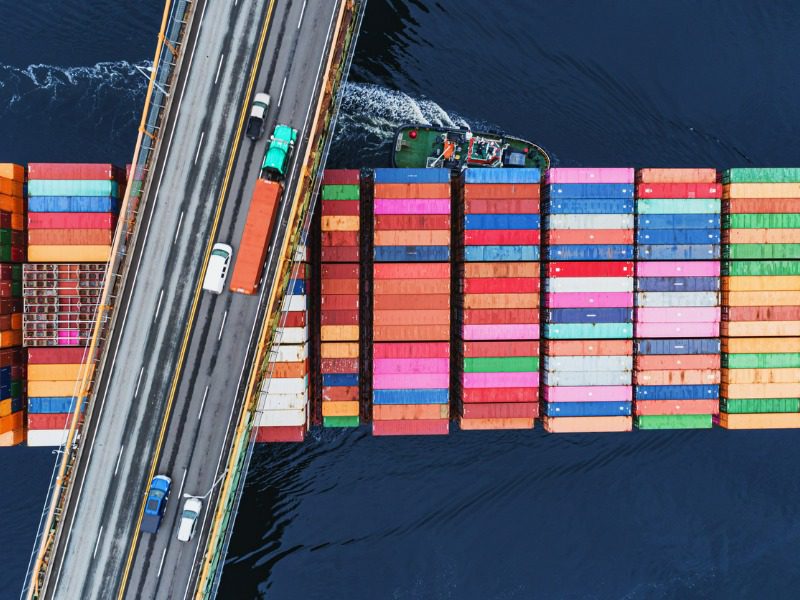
[22,1,196,598]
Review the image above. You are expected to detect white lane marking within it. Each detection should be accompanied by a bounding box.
[194,131,205,165]
[154,288,165,320]
[178,467,188,498]
[198,385,210,420]
[217,310,228,341]
[214,53,225,85]
[93,526,103,559]
[134,367,144,398]
[114,445,125,477]
[157,547,168,578]
[297,0,307,29]
[173,211,184,244]
[277,76,287,107]
[50,0,209,591]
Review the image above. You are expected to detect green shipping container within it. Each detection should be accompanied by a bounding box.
[463,356,539,373]
[322,184,360,201]
[11,281,21,297]
[722,398,800,413]
[27,179,119,197]
[725,213,800,229]
[0,230,10,245]
[636,199,721,215]
[723,353,800,369]
[9,380,22,398]
[722,260,800,276]
[635,414,713,430]
[323,416,359,428]
[0,247,10,262]
[11,264,21,280]
[724,168,800,183]
[544,323,633,340]
[724,244,800,260]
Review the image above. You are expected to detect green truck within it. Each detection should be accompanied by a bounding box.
[261,124,298,180]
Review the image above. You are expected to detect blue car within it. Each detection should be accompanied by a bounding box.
[141,474,172,533]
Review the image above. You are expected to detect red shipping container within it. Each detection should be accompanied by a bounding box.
[636,182,721,198]
[0,282,9,299]
[321,264,359,279]
[374,262,449,279]
[464,277,540,294]
[322,200,360,216]
[28,347,87,364]
[374,214,451,230]
[634,400,718,416]
[373,294,449,310]
[464,230,540,246]
[724,198,800,214]
[320,295,358,311]
[464,198,540,214]
[28,213,116,229]
[543,339,633,356]
[0,315,10,330]
[254,425,305,442]
[28,163,123,181]
[372,419,449,436]
[320,358,359,373]
[462,340,539,358]
[464,183,540,199]
[0,212,9,229]
[0,348,22,368]
[322,386,359,401]
[323,169,360,185]
[635,354,720,371]
[723,305,800,322]
[463,308,539,325]
[321,246,359,262]
[462,387,539,403]
[0,265,14,279]
[320,278,359,295]
[545,228,634,245]
[0,299,22,315]
[462,402,539,419]
[321,310,359,325]
[322,231,359,246]
[373,342,449,359]
[28,413,73,430]
[281,311,306,328]
[546,261,634,278]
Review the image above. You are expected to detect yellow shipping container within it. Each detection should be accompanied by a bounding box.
[0,163,24,181]
[722,291,800,306]
[28,380,81,397]
[722,337,800,354]
[719,413,800,430]
[722,368,800,384]
[28,363,87,381]
[722,275,800,292]
[0,330,21,348]
[726,229,800,244]
[321,401,360,417]
[321,215,360,231]
[459,418,534,430]
[721,382,800,399]
[0,428,25,446]
[320,325,360,342]
[28,245,112,262]
[320,342,359,359]
[725,182,800,198]
[721,321,800,337]
[0,398,12,417]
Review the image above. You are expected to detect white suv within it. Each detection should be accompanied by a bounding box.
[202,243,233,294]
[177,497,202,542]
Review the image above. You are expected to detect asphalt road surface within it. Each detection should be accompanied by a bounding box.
[42,1,341,599]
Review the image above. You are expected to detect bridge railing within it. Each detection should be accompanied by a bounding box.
[193,1,367,597]
[22,1,196,598]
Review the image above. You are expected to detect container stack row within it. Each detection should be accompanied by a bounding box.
[253,258,310,442]
[26,348,85,446]
[0,164,25,446]
[456,168,541,430]
[542,168,635,433]
[27,163,122,263]
[633,169,722,429]
[319,170,360,428]
[720,168,800,429]
[371,168,451,436]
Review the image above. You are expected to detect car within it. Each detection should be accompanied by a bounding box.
[203,243,233,294]
[245,92,271,141]
[141,474,172,534]
[261,124,298,180]
[177,497,203,542]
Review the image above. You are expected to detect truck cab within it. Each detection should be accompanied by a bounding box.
[140,474,171,534]
[261,124,297,180]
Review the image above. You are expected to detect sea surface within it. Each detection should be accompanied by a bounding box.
[2,1,800,598]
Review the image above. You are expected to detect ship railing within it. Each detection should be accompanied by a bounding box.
[21,1,196,598]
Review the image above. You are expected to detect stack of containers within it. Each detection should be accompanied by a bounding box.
[26,163,122,262]
[253,258,310,442]
[0,164,25,446]
[319,170,360,428]
[372,168,450,436]
[542,168,635,433]
[634,169,722,429]
[26,348,85,446]
[457,168,541,430]
[720,168,800,429]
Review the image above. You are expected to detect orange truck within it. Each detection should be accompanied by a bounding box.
[229,179,282,294]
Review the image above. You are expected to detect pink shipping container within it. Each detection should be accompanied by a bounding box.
[28,347,86,364]
[373,373,450,389]
[28,162,123,180]
[373,199,450,215]
[373,419,449,436]
[635,322,719,338]
[636,261,720,277]
[546,168,634,183]
[542,385,633,402]
[372,357,450,374]
[373,342,450,359]
[544,292,633,308]
[462,372,540,388]
[462,324,539,340]
[28,213,116,229]
[635,307,721,323]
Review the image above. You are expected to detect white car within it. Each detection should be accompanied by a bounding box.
[246,92,271,140]
[177,497,202,542]
[203,243,233,294]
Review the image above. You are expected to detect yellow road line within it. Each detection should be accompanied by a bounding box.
[115,1,278,597]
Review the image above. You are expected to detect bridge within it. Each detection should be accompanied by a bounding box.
[23,0,365,598]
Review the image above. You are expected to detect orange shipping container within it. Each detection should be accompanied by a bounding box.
[321,325,360,341]
[722,275,800,291]
[320,278,359,295]
[545,339,633,356]
[0,428,24,446]
[636,354,720,371]
[721,321,800,337]
[543,416,633,433]
[373,278,450,295]
[637,168,718,183]
[28,229,113,246]
[725,182,800,198]
[374,262,449,279]
[10,213,23,231]
[464,293,538,309]
[322,401,360,417]
[321,230,359,247]
[373,294,450,310]
[10,313,21,330]
[722,382,800,399]
[0,411,23,435]
[28,245,111,262]
[320,342,359,359]
[270,360,309,379]
[374,229,450,246]
[28,363,84,381]
[725,229,800,244]
[0,330,21,348]
[373,183,451,198]
[459,417,535,430]
[723,291,800,306]
[463,262,539,278]
[634,369,719,386]
[373,324,450,342]
[719,413,800,430]
[545,228,634,245]
[0,194,22,214]
[723,368,800,384]
[373,404,449,420]
[725,197,800,214]
[0,163,24,181]
[321,215,360,231]
[464,183,540,199]
[0,180,23,197]
[373,309,450,326]
[722,337,800,353]
[322,386,358,402]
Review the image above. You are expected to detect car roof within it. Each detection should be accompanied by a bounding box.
[152,475,171,491]
[273,124,295,141]
[211,242,232,255]
[254,92,271,104]
[184,497,202,512]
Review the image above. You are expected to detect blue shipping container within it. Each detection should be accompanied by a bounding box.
[636,214,721,229]
[28,397,80,414]
[372,388,449,404]
[27,196,120,213]
[0,366,9,387]
[546,244,634,261]
[288,278,306,294]
[464,245,539,261]
[634,338,720,355]
[373,168,450,184]
[546,199,634,214]
[636,229,721,245]
[464,167,540,184]
[635,384,719,400]
[545,307,634,324]
[548,183,634,199]
[374,246,450,262]
[635,276,720,293]
[464,214,540,230]
[636,244,721,260]
[322,373,359,387]
[544,402,632,417]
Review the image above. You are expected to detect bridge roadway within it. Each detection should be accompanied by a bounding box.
[41,1,341,598]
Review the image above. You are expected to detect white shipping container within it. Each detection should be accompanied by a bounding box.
[546,277,634,293]
[263,375,308,395]
[547,214,634,230]
[26,429,68,447]
[271,342,309,362]
[262,392,308,411]
[275,325,309,344]
[543,370,632,387]
[544,355,633,372]
[636,291,720,307]
[256,407,306,427]
[281,294,307,312]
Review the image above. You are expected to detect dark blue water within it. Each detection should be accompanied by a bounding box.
[3,1,800,598]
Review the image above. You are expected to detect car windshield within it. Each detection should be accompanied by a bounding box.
[182,509,197,519]
[211,249,228,258]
